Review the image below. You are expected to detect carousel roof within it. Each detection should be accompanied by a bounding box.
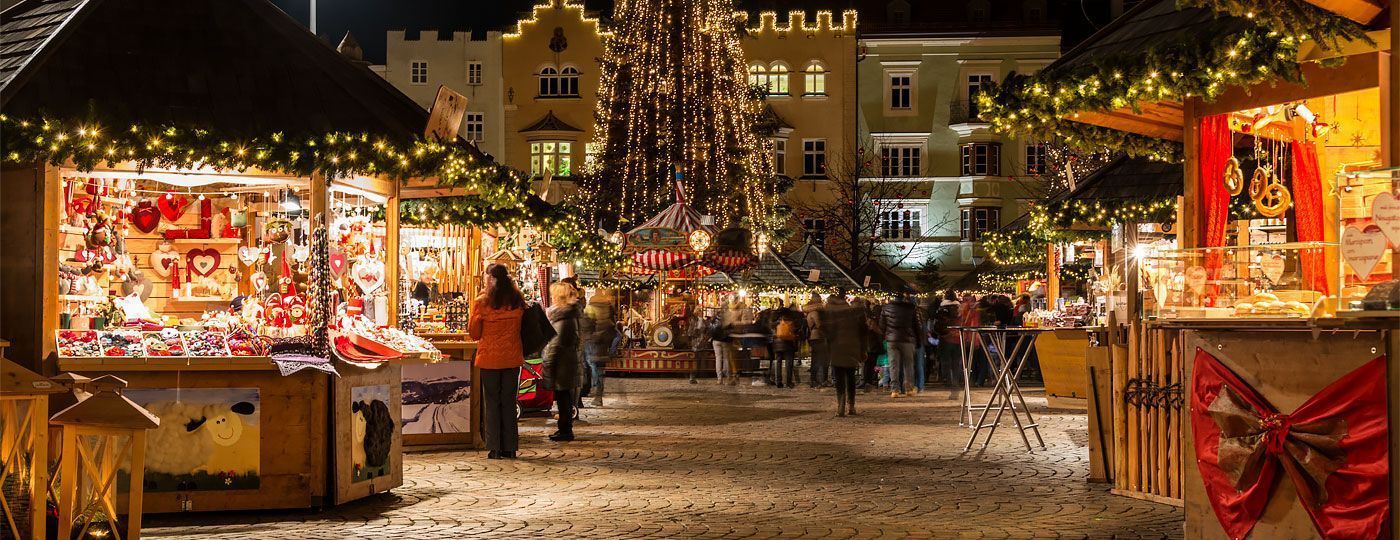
[783,243,859,289]
[628,202,717,236]
[0,0,449,145]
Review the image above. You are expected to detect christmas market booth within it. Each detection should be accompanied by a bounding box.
[0,0,546,514]
[981,0,1398,536]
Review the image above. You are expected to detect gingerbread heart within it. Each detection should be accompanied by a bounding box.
[158,194,190,221]
[149,249,180,277]
[131,200,161,233]
[1373,192,1400,247]
[1342,224,1388,280]
[351,257,385,295]
[329,249,348,277]
[186,248,221,277]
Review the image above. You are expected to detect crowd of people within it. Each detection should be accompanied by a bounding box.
[469,262,1039,457]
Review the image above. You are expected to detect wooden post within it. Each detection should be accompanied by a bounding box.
[56,430,76,538]
[127,430,146,540]
[1181,99,1201,249]
[385,180,401,326]
[1046,244,1060,305]
[1125,322,1140,492]
[30,397,47,540]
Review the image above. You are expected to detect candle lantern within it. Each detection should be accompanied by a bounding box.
[50,375,159,540]
[0,348,62,540]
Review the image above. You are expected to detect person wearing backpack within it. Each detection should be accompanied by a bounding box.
[469,264,526,459]
[769,302,804,388]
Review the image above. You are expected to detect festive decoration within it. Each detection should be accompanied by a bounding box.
[390,196,623,269]
[157,193,189,221]
[185,248,220,277]
[1222,156,1244,196]
[1191,350,1389,540]
[580,0,780,232]
[983,229,1051,266]
[130,200,161,233]
[977,269,1046,292]
[1177,0,1374,51]
[1058,261,1096,283]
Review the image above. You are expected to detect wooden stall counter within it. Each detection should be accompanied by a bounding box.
[58,358,403,512]
[1033,328,1093,409]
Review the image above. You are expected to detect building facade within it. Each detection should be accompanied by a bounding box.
[855,0,1061,284]
[380,29,505,160]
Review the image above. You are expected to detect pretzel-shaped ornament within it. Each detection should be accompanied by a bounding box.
[1222,157,1245,196]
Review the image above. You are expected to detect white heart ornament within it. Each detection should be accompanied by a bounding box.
[238,246,262,266]
[149,249,180,277]
[1372,192,1400,246]
[1260,253,1285,284]
[250,271,269,292]
[351,258,385,295]
[292,244,310,262]
[1342,224,1388,280]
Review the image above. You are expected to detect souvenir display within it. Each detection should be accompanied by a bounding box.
[99,330,145,357]
[183,330,232,357]
[56,330,102,357]
[142,329,188,357]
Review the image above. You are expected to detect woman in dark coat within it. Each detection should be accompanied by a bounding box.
[543,282,582,441]
[819,292,867,417]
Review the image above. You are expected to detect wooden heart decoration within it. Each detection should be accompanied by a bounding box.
[250,271,269,292]
[131,200,161,233]
[238,246,262,267]
[149,248,180,277]
[351,257,385,295]
[186,248,221,277]
[1260,253,1285,284]
[1373,192,1400,246]
[158,194,190,221]
[329,250,348,277]
[1342,224,1388,280]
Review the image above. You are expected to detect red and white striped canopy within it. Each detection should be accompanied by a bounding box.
[628,203,716,237]
[700,249,757,274]
[631,249,696,271]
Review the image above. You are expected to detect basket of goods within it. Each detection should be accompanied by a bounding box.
[142,329,188,357]
[183,330,231,357]
[332,331,402,362]
[56,330,102,357]
[99,330,145,357]
[226,330,274,357]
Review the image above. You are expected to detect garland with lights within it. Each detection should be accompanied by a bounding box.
[977,269,1046,293]
[582,0,781,232]
[978,21,1304,159]
[982,229,1049,267]
[390,196,624,269]
[1058,261,1096,284]
[1177,0,1373,51]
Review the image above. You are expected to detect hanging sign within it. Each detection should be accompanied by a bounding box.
[425,85,469,141]
[1342,224,1387,280]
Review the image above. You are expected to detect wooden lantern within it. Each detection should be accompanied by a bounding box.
[50,375,159,540]
[0,343,62,540]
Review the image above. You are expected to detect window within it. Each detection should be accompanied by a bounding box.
[410,61,429,85]
[748,64,769,89]
[530,141,573,176]
[889,73,912,110]
[463,112,484,143]
[767,63,790,95]
[960,142,1001,176]
[960,207,1001,241]
[467,61,483,85]
[879,208,922,240]
[538,66,559,96]
[966,74,993,119]
[880,145,921,177]
[803,140,826,177]
[802,218,827,247]
[1024,142,1047,175]
[803,61,827,96]
[968,0,990,23]
[560,66,580,96]
[772,139,787,176]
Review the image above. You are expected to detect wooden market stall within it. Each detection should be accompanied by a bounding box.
[981,0,1398,536]
[0,0,524,515]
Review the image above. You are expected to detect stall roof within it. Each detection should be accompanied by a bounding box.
[735,252,805,288]
[852,260,916,293]
[1051,156,1183,204]
[1046,0,1247,76]
[783,243,859,289]
[0,0,441,144]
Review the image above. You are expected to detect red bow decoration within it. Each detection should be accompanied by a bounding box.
[1191,349,1390,539]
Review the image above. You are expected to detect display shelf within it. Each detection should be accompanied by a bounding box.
[169,295,230,303]
[58,294,109,303]
[171,238,242,245]
[59,356,276,371]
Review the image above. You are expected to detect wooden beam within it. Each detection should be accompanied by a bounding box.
[1197,52,1382,117]
[1181,100,1201,249]
[1069,110,1185,141]
[1301,0,1385,25]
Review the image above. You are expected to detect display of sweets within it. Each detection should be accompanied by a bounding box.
[182,330,231,357]
[142,329,188,357]
[56,330,102,357]
[99,330,144,357]
[226,331,272,357]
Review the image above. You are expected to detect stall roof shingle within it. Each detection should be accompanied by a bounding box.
[1052,155,1183,204]
[1045,0,1251,76]
[0,0,441,144]
[783,243,858,289]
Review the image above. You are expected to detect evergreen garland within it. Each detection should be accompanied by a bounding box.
[1177,0,1375,50]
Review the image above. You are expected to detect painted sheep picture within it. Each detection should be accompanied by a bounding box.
[121,388,261,492]
[350,384,394,482]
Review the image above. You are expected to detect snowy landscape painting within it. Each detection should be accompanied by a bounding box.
[401,362,472,435]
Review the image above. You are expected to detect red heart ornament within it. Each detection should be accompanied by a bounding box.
[158,194,190,221]
[329,250,348,277]
[131,201,161,233]
[186,248,221,277]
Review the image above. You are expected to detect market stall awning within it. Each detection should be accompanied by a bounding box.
[852,260,916,294]
[782,243,859,289]
[0,0,453,146]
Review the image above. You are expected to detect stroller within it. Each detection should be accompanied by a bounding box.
[517,356,580,420]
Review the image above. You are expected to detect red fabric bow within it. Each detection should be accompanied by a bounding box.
[1191,349,1390,539]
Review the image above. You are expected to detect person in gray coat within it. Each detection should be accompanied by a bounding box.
[818,291,867,417]
[802,293,828,388]
[543,282,582,441]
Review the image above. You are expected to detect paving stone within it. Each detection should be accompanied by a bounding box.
[145,379,1182,539]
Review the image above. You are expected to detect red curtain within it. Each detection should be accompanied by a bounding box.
[1191,349,1390,539]
[1198,115,1232,303]
[1291,141,1330,295]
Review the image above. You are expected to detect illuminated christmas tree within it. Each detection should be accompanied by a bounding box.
[582,0,778,231]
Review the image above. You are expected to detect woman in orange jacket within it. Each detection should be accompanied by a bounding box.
[469,264,526,459]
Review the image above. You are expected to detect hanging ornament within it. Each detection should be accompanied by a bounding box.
[1222,156,1244,196]
[158,193,190,221]
[130,200,161,233]
[149,242,180,278]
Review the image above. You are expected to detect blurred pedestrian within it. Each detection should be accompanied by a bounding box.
[802,293,828,388]
[879,292,921,397]
[543,282,581,442]
[580,288,618,407]
[770,302,805,388]
[819,290,865,416]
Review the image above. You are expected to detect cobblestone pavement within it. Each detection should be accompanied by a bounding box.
[146,377,1182,539]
